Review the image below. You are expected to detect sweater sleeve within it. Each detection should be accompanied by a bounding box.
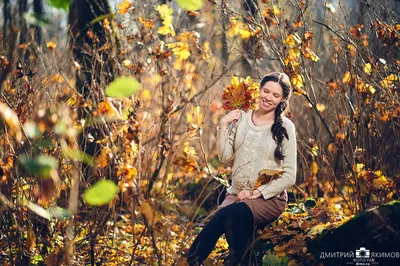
[257,121,297,200]
[216,111,243,164]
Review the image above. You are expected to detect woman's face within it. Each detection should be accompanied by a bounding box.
[258,81,285,112]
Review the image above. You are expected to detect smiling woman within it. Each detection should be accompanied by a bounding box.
[187,72,297,265]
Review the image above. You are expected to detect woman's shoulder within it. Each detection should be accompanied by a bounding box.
[239,109,249,122]
[282,116,295,129]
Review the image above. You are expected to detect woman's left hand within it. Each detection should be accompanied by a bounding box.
[248,189,262,199]
[238,189,262,200]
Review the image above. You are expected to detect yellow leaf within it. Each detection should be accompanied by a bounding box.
[366,84,376,94]
[272,5,281,15]
[117,0,131,15]
[186,106,203,127]
[380,74,398,89]
[139,201,155,225]
[138,17,155,29]
[239,29,252,39]
[157,4,173,24]
[157,4,175,36]
[288,48,301,61]
[46,41,57,50]
[335,132,345,141]
[202,41,210,59]
[353,163,364,173]
[372,176,389,189]
[0,102,22,142]
[123,59,133,68]
[347,44,357,57]
[328,143,335,152]
[311,161,319,175]
[316,103,326,112]
[342,71,352,83]
[363,63,372,75]
[228,17,256,40]
[284,33,302,48]
[139,89,152,102]
[97,100,122,121]
[291,74,305,88]
[304,47,320,62]
[166,42,190,60]
[96,146,113,168]
[157,25,176,36]
[311,144,319,156]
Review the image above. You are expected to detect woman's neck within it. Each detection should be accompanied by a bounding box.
[254,108,275,123]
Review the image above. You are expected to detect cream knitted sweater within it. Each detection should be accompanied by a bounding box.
[216,109,297,200]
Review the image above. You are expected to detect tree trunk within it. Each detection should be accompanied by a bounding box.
[3,0,12,45]
[240,0,259,76]
[68,0,120,158]
[33,0,44,44]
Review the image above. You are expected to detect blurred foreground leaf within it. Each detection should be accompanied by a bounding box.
[84,180,118,206]
[62,146,95,166]
[176,0,203,11]
[26,201,71,220]
[19,155,58,178]
[105,76,141,98]
[47,0,71,11]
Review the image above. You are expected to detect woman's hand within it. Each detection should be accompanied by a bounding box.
[248,189,262,199]
[237,190,252,201]
[237,189,262,201]
[220,109,241,129]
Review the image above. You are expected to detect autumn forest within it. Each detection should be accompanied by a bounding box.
[0,0,399,265]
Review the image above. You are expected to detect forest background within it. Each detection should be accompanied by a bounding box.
[0,0,399,265]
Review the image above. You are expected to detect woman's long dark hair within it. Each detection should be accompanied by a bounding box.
[260,72,293,160]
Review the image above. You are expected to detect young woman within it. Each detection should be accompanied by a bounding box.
[187,72,297,266]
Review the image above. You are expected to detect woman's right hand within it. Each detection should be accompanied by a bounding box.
[220,109,241,128]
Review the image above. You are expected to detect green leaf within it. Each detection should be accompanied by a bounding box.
[89,13,116,25]
[19,155,58,178]
[63,147,95,166]
[105,76,141,98]
[47,0,71,11]
[84,180,118,206]
[262,251,289,266]
[176,0,203,11]
[23,13,53,29]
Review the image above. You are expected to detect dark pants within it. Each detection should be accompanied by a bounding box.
[187,202,255,266]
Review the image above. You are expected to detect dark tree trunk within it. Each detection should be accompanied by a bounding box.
[18,0,28,47]
[308,201,400,266]
[240,0,259,76]
[68,0,119,106]
[3,0,12,45]
[68,0,120,167]
[33,0,44,44]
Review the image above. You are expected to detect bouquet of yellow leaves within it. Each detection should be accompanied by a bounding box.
[254,169,285,189]
[222,76,260,111]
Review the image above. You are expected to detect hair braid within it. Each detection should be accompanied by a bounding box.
[272,102,289,160]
